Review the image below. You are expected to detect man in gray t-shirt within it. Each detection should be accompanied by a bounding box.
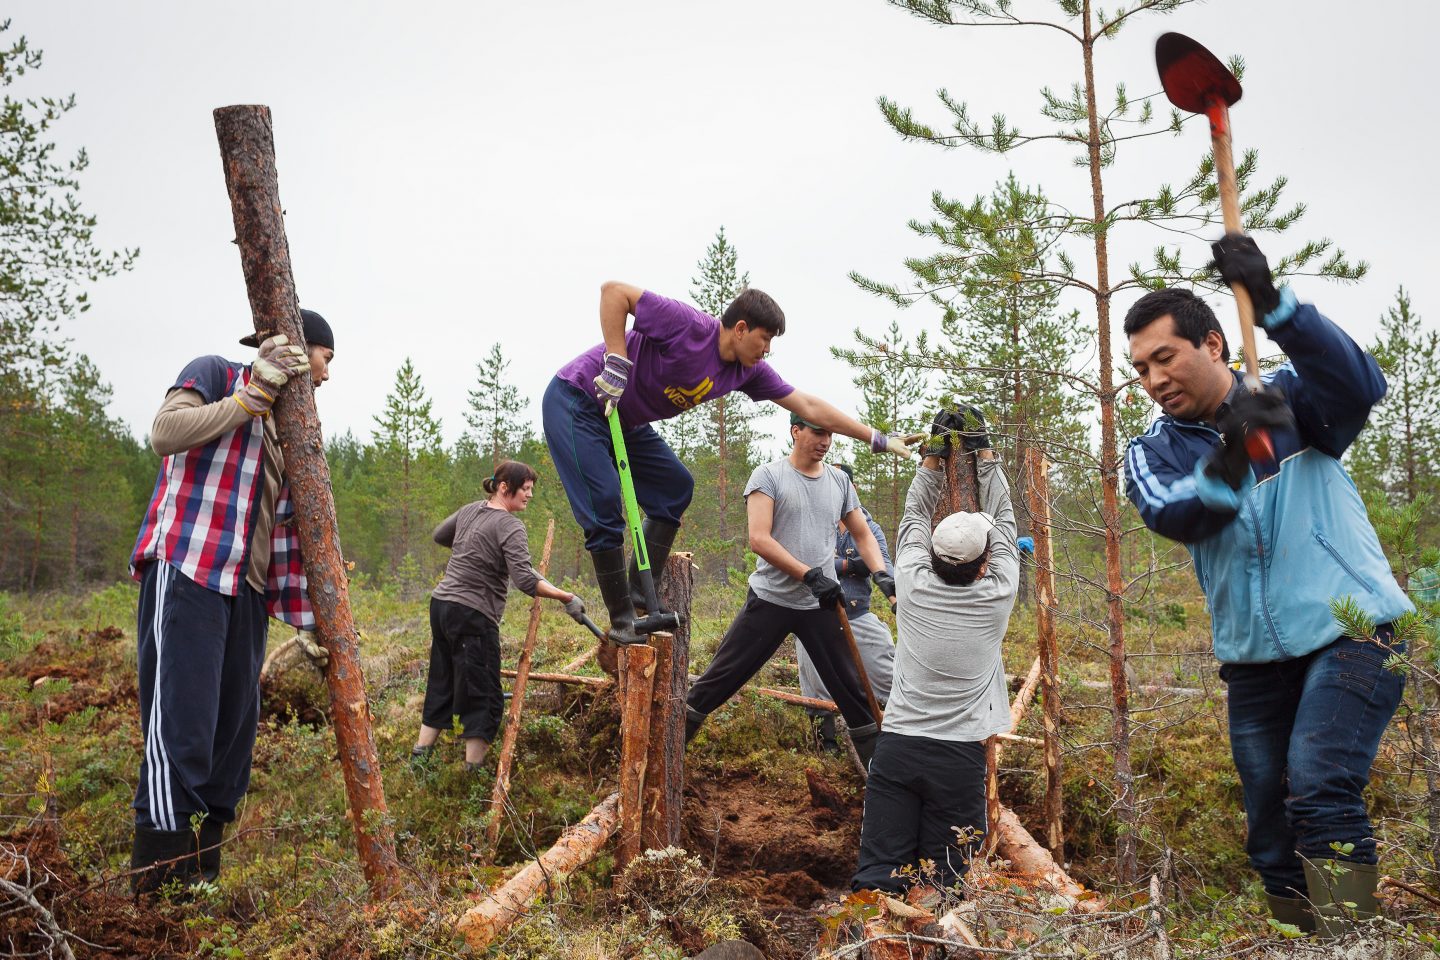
[853,406,1018,896]
[686,412,897,764]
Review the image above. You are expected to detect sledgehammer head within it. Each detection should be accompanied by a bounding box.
[634,610,681,635]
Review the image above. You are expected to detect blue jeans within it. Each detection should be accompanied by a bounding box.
[1220,628,1405,896]
[541,377,694,552]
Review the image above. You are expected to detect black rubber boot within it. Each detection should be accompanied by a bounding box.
[198,819,224,884]
[130,825,200,896]
[811,714,840,755]
[849,723,879,768]
[591,548,644,645]
[630,519,680,613]
[685,706,706,744]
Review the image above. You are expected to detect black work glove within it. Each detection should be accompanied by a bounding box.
[843,554,870,578]
[1211,233,1281,321]
[1204,387,1294,490]
[932,405,991,453]
[870,570,896,601]
[803,565,844,609]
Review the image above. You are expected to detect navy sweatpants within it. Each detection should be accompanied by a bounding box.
[541,376,694,552]
[134,561,267,831]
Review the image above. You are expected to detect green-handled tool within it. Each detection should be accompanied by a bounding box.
[607,408,681,637]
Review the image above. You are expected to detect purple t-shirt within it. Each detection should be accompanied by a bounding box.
[556,291,794,429]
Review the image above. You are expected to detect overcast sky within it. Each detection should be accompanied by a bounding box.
[10,1,1437,459]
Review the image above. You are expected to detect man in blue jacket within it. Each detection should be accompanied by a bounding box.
[1124,235,1412,934]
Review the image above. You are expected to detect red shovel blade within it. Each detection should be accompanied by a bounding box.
[1156,32,1242,114]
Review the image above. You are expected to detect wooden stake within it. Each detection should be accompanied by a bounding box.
[456,792,621,949]
[213,105,400,898]
[642,551,692,851]
[486,518,555,852]
[616,644,657,870]
[1026,449,1065,861]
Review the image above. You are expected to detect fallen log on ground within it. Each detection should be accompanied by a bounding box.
[989,806,1100,911]
[456,792,622,949]
[501,669,611,689]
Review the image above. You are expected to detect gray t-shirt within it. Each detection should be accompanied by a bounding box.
[884,459,1018,742]
[745,459,859,609]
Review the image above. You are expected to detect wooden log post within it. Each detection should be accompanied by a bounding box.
[1027,449,1065,862]
[457,792,622,949]
[486,518,556,851]
[642,551,692,851]
[616,644,657,870]
[212,105,401,898]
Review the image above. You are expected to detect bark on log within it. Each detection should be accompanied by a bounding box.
[1008,657,1042,731]
[456,792,621,949]
[991,806,1098,911]
[501,668,610,689]
[642,552,692,850]
[617,644,657,869]
[983,736,1001,858]
[1026,450,1065,861]
[213,104,400,898]
[487,519,555,851]
[930,447,981,524]
[559,646,596,673]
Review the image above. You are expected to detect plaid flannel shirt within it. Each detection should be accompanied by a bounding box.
[131,356,315,630]
[1411,565,1440,606]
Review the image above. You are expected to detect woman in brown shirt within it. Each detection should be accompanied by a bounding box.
[412,460,586,771]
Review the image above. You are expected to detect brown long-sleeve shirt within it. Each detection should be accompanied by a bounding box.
[431,502,539,624]
[151,389,283,594]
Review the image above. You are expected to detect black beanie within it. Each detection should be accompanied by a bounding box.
[240,308,335,352]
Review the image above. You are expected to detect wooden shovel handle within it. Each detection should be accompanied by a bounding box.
[834,603,883,730]
[1208,97,1261,391]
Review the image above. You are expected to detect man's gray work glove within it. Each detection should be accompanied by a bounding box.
[592,353,633,410]
[870,570,896,601]
[803,566,844,609]
[562,594,587,625]
[295,630,329,670]
[236,334,309,417]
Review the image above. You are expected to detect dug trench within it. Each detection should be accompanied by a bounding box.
[683,764,863,955]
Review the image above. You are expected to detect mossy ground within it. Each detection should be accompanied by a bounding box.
[1,576,1437,958]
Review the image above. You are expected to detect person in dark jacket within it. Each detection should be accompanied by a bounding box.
[413,460,588,771]
[1123,235,1413,935]
[797,463,895,753]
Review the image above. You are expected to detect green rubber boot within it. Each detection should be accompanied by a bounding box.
[1303,857,1379,936]
[1264,892,1315,934]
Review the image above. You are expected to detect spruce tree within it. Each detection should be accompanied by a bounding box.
[372,358,447,579]
[1347,288,1440,538]
[464,342,534,467]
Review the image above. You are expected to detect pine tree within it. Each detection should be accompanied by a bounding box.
[463,342,534,468]
[866,0,1364,882]
[1347,288,1440,538]
[833,320,929,542]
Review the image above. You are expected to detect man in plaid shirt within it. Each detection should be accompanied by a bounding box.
[127,310,334,894]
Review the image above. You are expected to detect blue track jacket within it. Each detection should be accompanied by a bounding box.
[1125,289,1413,664]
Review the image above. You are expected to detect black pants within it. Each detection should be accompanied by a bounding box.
[687,590,876,730]
[134,561,267,831]
[422,597,503,742]
[853,732,988,893]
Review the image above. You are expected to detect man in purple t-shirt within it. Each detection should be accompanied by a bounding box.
[542,281,916,653]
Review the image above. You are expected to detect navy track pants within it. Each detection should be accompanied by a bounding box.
[133,561,267,831]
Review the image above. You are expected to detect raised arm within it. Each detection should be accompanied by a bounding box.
[774,390,914,459]
[151,388,251,457]
[977,455,1019,593]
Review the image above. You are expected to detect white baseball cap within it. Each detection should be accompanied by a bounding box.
[932,511,996,564]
